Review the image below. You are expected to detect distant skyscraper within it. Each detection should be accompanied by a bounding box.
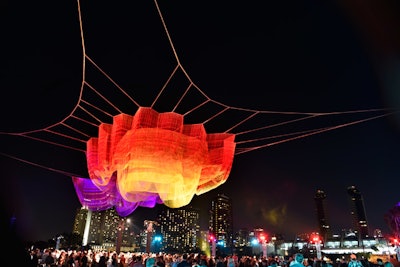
[72,207,89,237]
[209,194,233,248]
[347,185,369,239]
[157,206,200,253]
[72,207,137,249]
[235,228,250,247]
[314,189,331,241]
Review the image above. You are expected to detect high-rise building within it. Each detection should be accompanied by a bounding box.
[314,189,331,241]
[209,194,233,249]
[235,228,250,247]
[72,207,138,250]
[347,185,369,239]
[72,207,89,238]
[157,206,200,253]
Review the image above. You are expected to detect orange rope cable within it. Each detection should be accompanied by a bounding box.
[201,107,231,125]
[60,122,92,139]
[70,115,99,128]
[236,127,331,145]
[0,0,398,179]
[234,111,396,155]
[80,99,115,118]
[43,129,87,144]
[235,114,320,136]
[182,99,212,117]
[190,83,214,102]
[84,81,123,114]
[85,55,140,108]
[77,104,106,124]
[172,82,193,113]
[151,64,180,109]
[154,0,180,65]
[225,112,260,133]
[152,0,219,108]
[0,151,84,177]
[17,134,86,153]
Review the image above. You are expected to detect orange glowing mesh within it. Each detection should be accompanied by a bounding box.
[86,107,236,208]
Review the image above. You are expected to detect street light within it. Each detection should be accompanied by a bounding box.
[259,233,268,257]
[392,237,400,260]
[144,220,158,253]
[310,232,322,260]
[209,234,216,258]
[271,236,277,255]
[116,218,130,254]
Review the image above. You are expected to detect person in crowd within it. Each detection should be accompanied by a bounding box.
[376,259,384,267]
[303,258,312,267]
[156,255,166,267]
[348,254,363,267]
[178,254,191,267]
[337,258,348,267]
[146,256,157,267]
[44,248,56,266]
[132,255,145,267]
[290,253,304,267]
[119,253,127,267]
[57,250,68,267]
[268,260,278,267]
[81,251,89,267]
[29,248,39,267]
[98,255,108,267]
[111,253,119,267]
[216,256,225,267]
[66,252,76,267]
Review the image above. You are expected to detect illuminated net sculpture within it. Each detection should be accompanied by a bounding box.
[3,0,393,219]
[75,107,235,214]
[72,175,162,217]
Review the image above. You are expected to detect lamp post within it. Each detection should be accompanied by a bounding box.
[394,238,400,262]
[311,233,322,260]
[271,236,277,255]
[116,218,130,254]
[209,234,216,258]
[144,220,158,253]
[259,233,268,258]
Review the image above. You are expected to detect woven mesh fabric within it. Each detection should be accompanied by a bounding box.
[81,107,235,214]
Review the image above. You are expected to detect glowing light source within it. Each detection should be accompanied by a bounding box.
[77,107,236,215]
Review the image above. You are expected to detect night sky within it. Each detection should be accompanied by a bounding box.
[1,1,400,243]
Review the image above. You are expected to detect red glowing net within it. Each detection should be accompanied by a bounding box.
[77,107,235,214]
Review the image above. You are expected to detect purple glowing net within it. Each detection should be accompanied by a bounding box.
[72,174,162,217]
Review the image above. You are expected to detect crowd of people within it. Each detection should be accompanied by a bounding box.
[24,248,400,267]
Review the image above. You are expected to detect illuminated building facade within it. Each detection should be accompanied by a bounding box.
[157,206,200,253]
[209,194,233,249]
[235,228,250,247]
[347,185,370,239]
[72,207,138,250]
[314,189,331,242]
[72,207,89,237]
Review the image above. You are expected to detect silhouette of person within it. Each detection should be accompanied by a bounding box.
[290,253,304,267]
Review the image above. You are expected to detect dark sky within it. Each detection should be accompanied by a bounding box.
[1,1,400,242]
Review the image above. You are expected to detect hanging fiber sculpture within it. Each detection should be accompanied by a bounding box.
[74,107,235,215]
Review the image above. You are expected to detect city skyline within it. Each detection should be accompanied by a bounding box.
[68,190,393,255]
[71,187,391,244]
